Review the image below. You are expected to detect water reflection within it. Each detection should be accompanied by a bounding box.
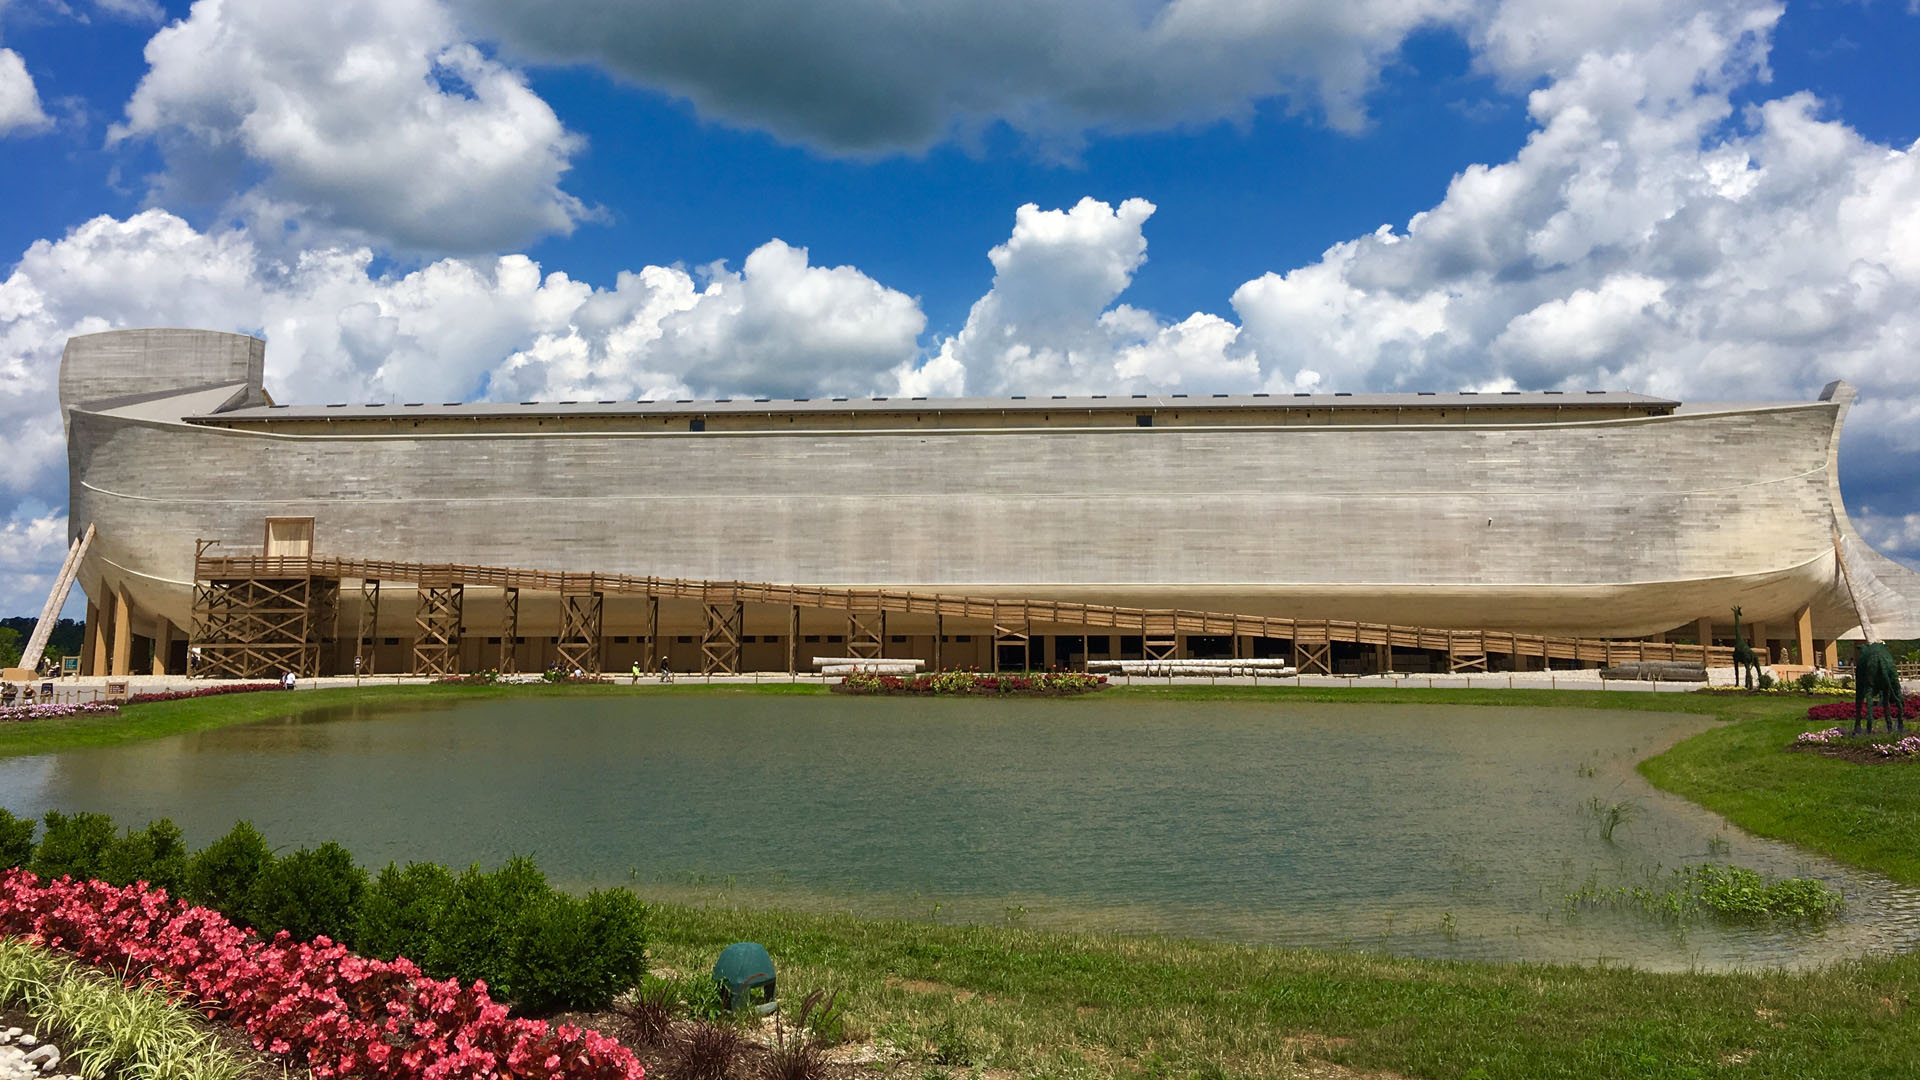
[0,696,1914,971]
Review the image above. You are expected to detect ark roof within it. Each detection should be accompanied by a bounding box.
[196,388,1680,422]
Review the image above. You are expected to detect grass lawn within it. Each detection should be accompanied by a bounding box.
[6,680,1916,1078]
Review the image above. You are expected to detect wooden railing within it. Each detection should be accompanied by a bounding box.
[196,552,1734,669]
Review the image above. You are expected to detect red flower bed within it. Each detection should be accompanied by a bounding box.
[127,683,283,705]
[1806,696,1920,722]
[0,870,642,1080]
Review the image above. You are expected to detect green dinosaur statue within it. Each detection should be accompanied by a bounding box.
[1730,606,1763,691]
[1853,641,1906,735]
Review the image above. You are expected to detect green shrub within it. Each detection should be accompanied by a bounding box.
[184,821,274,924]
[1697,865,1842,922]
[29,810,117,882]
[100,818,191,896]
[245,841,367,944]
[355,861,454,964]
[425,856,550,987]
[506,887,650,1013]
[0,809,35,869]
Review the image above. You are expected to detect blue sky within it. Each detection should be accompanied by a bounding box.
[2,0,1919,615]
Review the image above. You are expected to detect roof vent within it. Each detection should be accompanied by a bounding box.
[637,399,654,404]
[676,399,693,403]
[445,402,464,407]
[1172,393,1188,398]
[715,398,732,403]
[1092,394,1107,399]
[598,400,616,405]
[326,403,346,408]
[1294,392,1311,397]
[1011,395,1026,399]
[1418,391,1436,396]
[912,396,927,401]
[872,396,888,401]
[557,401,577,405]
[1334,392,1352,397]
[1051,394,1066,399]
[832,397,848,402]
[754,397,770,403]
[1587,389,1607,394]
[1131,394,1147,398]
[1212,393,1229,398]
[1252,392,1269,397]
[1501,390,1521,395]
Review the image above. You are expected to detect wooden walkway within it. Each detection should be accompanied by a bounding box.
[192,551,1734,677]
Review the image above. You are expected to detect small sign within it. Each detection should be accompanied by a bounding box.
[60,656,79,675]
[104,680,129,702]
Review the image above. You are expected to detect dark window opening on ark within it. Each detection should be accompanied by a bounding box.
[689,418,705,432]
[1136,415,1152,427]
[1187,634,1233,658]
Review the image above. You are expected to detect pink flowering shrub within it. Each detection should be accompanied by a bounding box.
[1805,696,1920,722]
[0,870,643,1080]
[0,702,119,722]
[840,670,1107,695]
[1873,735,1920,758]
[1794,728,1846,745]
[127,684,282,705]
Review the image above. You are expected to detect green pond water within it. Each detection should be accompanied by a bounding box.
[1,696,1915,971]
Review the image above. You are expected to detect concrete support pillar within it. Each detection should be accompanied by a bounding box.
[1695,616,1714,652]
[152,619,172,676]
[1795,605,1815,669]
[81,600,101,677]
[110,588,133,677]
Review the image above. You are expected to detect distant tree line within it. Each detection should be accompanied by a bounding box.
[0,617,84,668]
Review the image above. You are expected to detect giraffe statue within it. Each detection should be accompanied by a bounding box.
[1730,606,1763,690]
[1852,641,1906,735]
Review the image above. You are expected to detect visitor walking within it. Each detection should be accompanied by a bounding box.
[658,656,673,683]
[631,660,642,685]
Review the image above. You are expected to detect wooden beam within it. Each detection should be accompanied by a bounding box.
[110,588,132,677]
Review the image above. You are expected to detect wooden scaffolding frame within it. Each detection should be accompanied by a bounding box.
[557,586,604,674]
[701,601,743,675]
[190,572,334,678]
[411,584,463,676]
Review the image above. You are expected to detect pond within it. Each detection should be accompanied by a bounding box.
[1,695,1916,971]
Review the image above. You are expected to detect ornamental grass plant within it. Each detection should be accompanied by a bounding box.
[0,936,251,1080]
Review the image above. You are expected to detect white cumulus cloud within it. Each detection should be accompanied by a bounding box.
[0,48,49,135]
[112,0,590,253]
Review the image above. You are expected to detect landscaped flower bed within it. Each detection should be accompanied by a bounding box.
[1804,696,1919,722]
[837,670,1107,695]
[0,871,643,1080]
[127,683,283,705]
[0,702,119,722]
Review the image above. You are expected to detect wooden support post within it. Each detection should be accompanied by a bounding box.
[934,614,944,672]
[646,595,660,669]
[411,584,463,676]
[787,605,798,676]
[1749,620,1768,665]
[498,586,517,673]
[1695,616,1714,654]
[358,579,380,675]
[1795,605,1814,669]
[557,588,605,674]
[151,619,171,676]
[81,600,101,677]
[110,588,133,677]
[701,601,743,675]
